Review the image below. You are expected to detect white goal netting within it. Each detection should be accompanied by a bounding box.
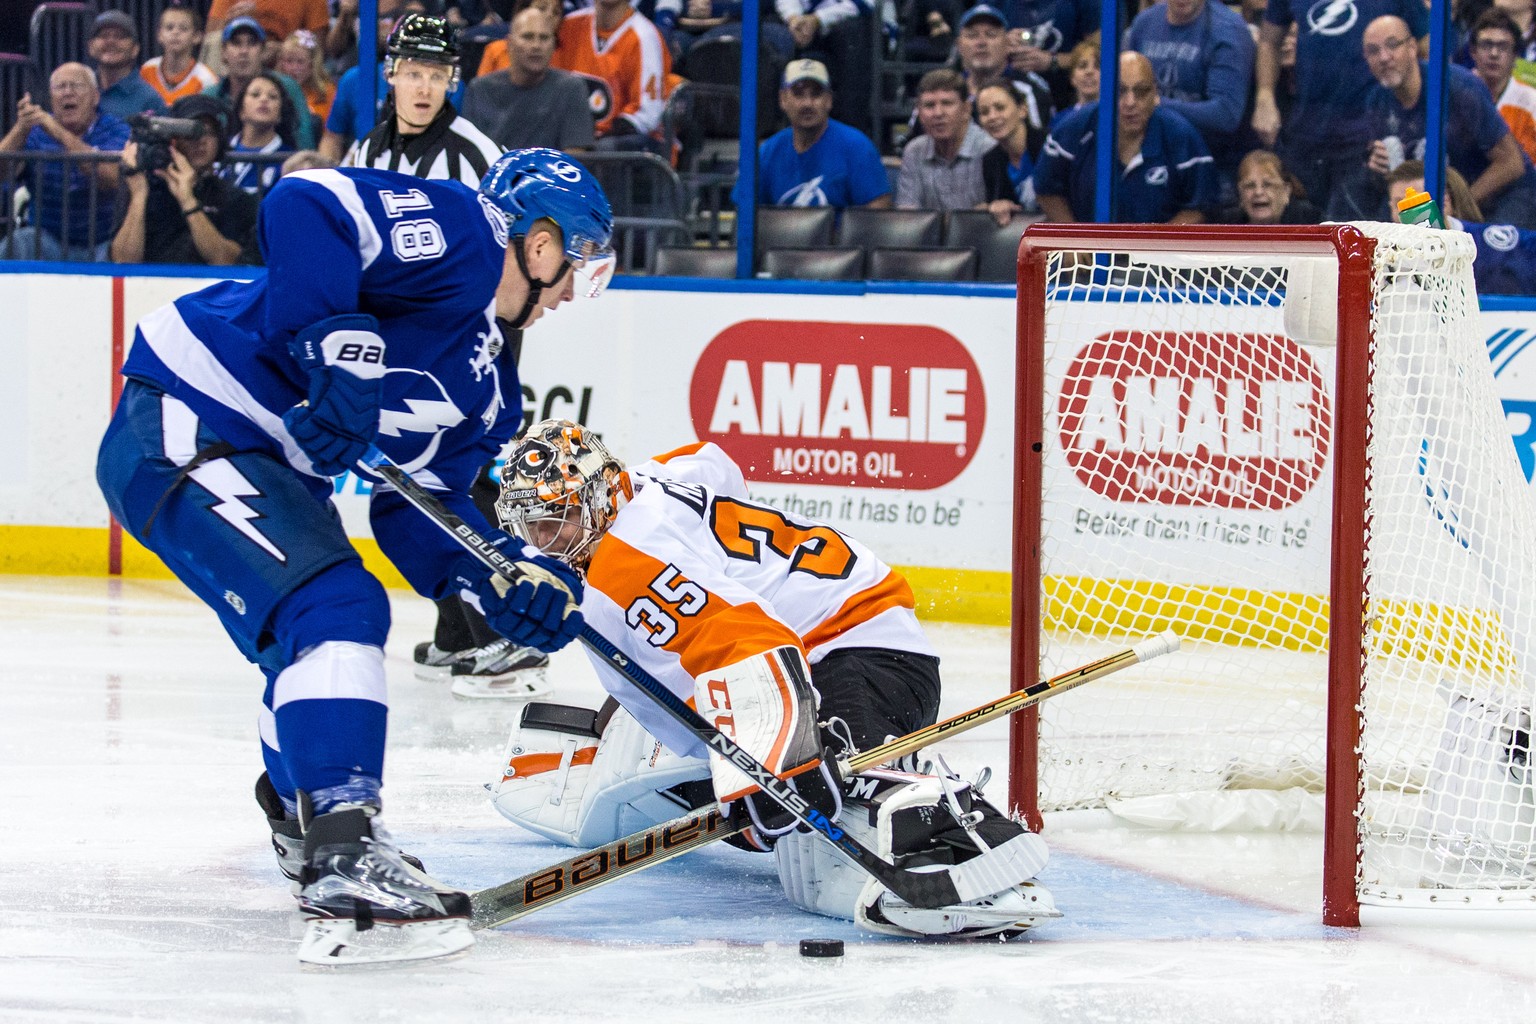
[1026,223,1536,910]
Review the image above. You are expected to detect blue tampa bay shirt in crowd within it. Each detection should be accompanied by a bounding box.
[1460,219,1536,295]
[737,118,891,208]
[118,167,524,597]
[1263,0,1428,151]
[998,0,1100,53]
[1367,62,1536,193]
[1123,0,1256,174]
[1034,103,1217,222]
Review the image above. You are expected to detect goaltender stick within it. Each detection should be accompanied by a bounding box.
[489,420,1058,936]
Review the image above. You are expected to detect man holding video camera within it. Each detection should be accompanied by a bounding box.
[111,94,259,266]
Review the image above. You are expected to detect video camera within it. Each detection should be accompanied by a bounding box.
[126,114,207,173]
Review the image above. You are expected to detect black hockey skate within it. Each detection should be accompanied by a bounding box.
[255,773,424,894]
[447,637,551,700]
[254,772,305,891]
[295,804,472,966]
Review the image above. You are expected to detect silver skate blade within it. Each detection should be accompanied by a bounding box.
[414,663,457,681]
[298,917,474,967]
[450,671,552,701]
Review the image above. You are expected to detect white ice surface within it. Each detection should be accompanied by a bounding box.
[2,575,1535,1023]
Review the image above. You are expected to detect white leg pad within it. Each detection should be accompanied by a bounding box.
[775,772,1058,938]
[490,702,711,847]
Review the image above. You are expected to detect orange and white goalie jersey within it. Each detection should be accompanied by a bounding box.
[578,442,936,760]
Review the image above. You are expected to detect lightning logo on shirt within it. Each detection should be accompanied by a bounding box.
[1306,0,1358,36]
[373,368,469,474]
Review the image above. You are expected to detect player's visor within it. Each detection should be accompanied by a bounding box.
[572,252,616,300]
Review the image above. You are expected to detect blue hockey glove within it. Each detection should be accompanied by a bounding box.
[452,532,586,653]
[282,314,387,477]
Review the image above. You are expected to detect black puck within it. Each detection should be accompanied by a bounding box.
[798,938,845,958]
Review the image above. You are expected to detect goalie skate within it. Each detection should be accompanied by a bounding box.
[449,638,552,700]
[296,805,472,967]
[867,878,1062,937]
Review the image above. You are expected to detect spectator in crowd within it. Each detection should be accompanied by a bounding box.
[1387,159,1536,296]
[736,58,890,208]
[901,0,964,62]
[207,18,316,149]
[1125,0,1255,199]
[952,5,1054,132]
[88,10,168,120]
[223,71,298,194]
[1216,148,1320,223]
[1489,0,1536,61]
[555,0,675,156]
[0,65,128,261]
[326,0,365,66]
[977,80,1044,223]
[1469,9,1536,164]
[276,30,336,125]
[1059,38,1100,122]
[344,14,501,185]
[141,5,219,108]
[205,0,329,52]
[773,0,875,134]
[998,0,1101,110]
[1252,0,1426,214]
[1035,51,1217,223]
[897,68,995,210]
[477,0,565,77]
[1347,13,1536,226]
[652,0,796,63]
[110,93,257,266]
[462,6,594,151]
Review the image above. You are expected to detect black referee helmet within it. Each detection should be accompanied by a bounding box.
[385,13,459,66]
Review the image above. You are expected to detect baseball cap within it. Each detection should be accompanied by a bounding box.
[959,4,1008,29]
[782,58,830,89]
[222,15,267,42]
[91,9,138,40]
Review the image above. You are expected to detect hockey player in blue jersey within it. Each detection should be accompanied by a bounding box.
[95,148,615,966]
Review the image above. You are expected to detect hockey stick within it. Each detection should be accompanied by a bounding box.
[468,631,1180,929]
[362,447,971,910]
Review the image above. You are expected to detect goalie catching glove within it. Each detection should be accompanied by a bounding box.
[283,313,387,478]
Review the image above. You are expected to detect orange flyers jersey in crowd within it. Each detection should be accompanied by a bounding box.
[577,442,936,759]
[1498,77,1536,166]
[139,57,219,106]
[553,6,671,136]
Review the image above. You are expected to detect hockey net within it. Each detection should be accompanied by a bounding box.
[1013,223,1536,923]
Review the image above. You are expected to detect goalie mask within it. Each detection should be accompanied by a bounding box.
[496,420,632,570]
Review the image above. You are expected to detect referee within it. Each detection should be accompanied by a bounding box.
[346,13,549,691]
[342,13,501,187]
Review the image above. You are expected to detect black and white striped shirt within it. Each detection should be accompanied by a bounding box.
[342,101,502,187]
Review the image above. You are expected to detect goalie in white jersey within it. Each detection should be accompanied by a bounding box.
[488,420,1059,937]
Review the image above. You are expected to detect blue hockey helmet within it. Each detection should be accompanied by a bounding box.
[480,148,615,272]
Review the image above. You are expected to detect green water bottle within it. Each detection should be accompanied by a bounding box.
[1396,187,1445,228]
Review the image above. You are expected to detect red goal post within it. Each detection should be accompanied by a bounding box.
[1012,223,1536,927]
